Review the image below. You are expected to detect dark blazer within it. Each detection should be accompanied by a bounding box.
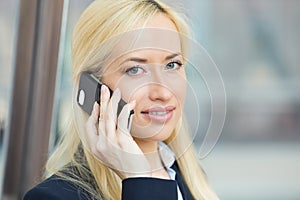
[23,162,194,200]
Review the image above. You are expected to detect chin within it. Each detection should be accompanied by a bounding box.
[131,123,175,142]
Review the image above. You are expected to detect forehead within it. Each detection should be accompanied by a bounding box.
[108,28,182,64]
[115,13,181,57]
[102,14,182,70]
[120,49,182,60]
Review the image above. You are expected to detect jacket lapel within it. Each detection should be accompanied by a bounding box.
[171,162,194,200]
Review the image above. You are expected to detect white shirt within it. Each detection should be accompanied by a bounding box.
[158,142,184,200]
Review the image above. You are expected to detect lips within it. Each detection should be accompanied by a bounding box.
[141,106,175,123]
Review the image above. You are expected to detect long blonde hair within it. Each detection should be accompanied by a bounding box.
[46,0,219,199]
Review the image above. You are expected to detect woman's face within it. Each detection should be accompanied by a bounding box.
[101,13,186,142]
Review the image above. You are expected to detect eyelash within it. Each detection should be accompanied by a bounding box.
[165,60,183,70]
[125,66,145,76]
[124,60,183,76]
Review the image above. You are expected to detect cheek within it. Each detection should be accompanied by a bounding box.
[101,75,120,92]
[169,73,187,109]
[101,74,138,104]
[176,81,187,105]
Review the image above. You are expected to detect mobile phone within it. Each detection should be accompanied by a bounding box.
[77,71,133,129]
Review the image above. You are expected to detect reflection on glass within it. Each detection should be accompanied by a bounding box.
[0,1,18,152]
[0,0,18,197]
[51,0,300,200]
[50,0,93,150]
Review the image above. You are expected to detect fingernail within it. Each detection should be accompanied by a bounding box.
[101,85,106,94]
[94,102,98,109]
[101,85,108,94]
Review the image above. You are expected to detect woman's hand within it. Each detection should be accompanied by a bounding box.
[85,85,151,180]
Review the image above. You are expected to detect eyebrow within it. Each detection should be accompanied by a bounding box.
[165,52,182,60]
[120,52,182,65]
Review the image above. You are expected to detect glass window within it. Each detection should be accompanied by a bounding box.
[0,0,19,196]
[190,1,300,200]
[51,1,300,199]
[50,0,94,149]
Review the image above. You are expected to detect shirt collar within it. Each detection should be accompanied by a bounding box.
[158,141,176,168]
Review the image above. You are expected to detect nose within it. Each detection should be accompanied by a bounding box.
[148,83,173,102]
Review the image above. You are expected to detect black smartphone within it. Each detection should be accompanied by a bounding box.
[77,71,133,128]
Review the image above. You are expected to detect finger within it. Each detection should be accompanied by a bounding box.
[87,102,99,125]
[117,100,136,138]
[98,85,110,135]
[106,88,121,141]
[85,102,100,147]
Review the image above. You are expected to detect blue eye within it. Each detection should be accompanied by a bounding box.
[165,61,183,70]
[125,66,144,75]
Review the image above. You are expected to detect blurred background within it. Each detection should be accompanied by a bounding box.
[0,0,299,199]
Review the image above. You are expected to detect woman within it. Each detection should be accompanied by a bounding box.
[24,0,219,199]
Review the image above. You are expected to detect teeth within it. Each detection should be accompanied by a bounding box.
[149,111,168,115]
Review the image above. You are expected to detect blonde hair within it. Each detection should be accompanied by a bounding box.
[46,0,219,199]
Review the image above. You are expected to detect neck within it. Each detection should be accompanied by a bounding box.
[133,138,164,171]
[133,138,158,154]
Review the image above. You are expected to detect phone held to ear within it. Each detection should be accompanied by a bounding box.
[77,71,134,130]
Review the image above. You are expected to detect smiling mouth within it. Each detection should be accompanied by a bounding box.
[141,106,175,123]
[146,111,171,115]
